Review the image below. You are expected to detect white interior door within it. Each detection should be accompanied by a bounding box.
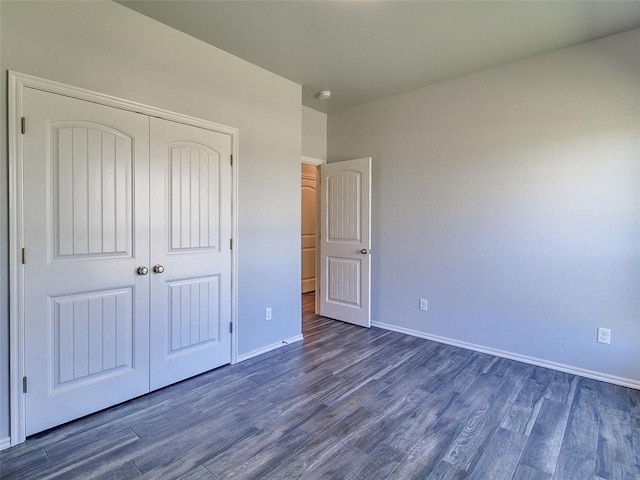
[22,88,151,435]
[319,158,372,327]
[149,118,232,390]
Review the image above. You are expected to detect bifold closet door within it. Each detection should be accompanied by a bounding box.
[22,88,151,435]
[149,117,232,390]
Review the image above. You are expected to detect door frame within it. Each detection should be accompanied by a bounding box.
[301,156,325,314]
[8,71,239,446]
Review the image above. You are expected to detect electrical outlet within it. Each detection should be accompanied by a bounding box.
[597,327,611,344]
[419,299,428,311]
[265,307,272,321]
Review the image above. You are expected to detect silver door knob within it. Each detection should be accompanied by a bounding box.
[153,264,165,274]
[360,248,370,255]
[137,266,149,276]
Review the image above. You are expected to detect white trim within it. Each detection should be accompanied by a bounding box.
[9,71,26,445]
[0,437,11,451]
[301,155,325,166]
[8,71,240,445]
[230,134,239,365]
[236,334,304,363]
[10,72,238,137]
[372,321,640,391]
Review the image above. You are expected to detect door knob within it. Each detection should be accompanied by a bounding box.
[153,264,165,274]
[360,248,371,255]
[137,266,149,276]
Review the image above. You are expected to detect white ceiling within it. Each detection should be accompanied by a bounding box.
[119,1,640,113]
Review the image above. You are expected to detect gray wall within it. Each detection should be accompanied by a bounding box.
[302,106,327,160]
[329,29,640,384]
[0,1,302,441]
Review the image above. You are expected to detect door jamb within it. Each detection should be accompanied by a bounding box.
[8,71,240,446]
[300,156,325,315]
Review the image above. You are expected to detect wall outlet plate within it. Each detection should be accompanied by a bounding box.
[419,299,428,311]
[597,327,611,344]
[265,307,272,321]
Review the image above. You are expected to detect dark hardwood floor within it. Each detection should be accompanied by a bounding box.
[1,292,638,479]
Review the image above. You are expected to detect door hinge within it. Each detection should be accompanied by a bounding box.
[21,247,26,264]
[229,322,233,334]
[230,238,233,250]
[21,117,26,134]
[230,154,233,166]
[22,376,27,393]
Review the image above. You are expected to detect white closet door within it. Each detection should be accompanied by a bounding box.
[149,117,233,390]
[22,88,151,435]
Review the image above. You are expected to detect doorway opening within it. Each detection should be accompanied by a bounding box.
[301,159,322,328]
[301,162,318,334]
[301,163,319,295]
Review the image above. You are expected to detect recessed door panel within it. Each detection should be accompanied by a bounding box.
[327,171,362,243]
[168,276,221,353]
[168,144,221,251]
[52,122,133,260]
[326,257,361,307]
[51,288,134,388]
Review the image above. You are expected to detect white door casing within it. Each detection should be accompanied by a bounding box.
[149,117,232,390]
[319,158,372,327]
[9,72,238,443]
[22,88,152,434]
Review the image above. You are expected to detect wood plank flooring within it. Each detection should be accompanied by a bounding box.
[1,292,638,479]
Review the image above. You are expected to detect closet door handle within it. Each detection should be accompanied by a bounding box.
[137,266,149,276]
[153,264,165,274]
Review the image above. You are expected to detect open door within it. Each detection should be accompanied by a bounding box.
[319,158,371,327]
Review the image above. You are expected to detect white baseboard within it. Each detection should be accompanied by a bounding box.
[0,436,11,451]
[372,321,640,390]
[236,334,304,363]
